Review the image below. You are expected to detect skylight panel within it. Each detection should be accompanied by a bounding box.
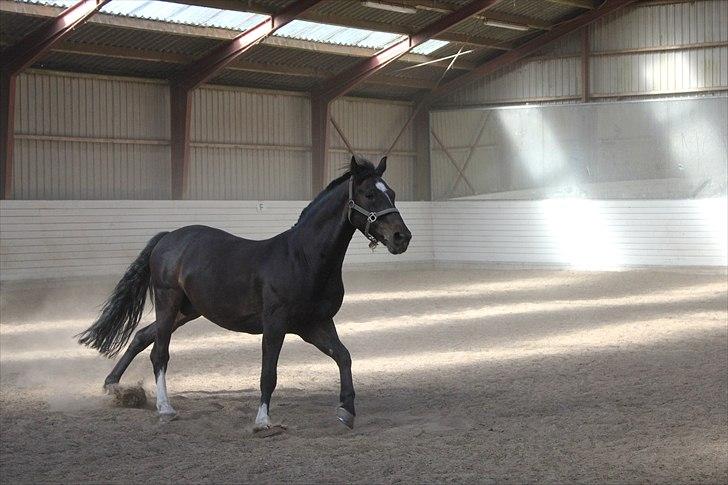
[18,0,445,55]
[24,0,74,7]
[412,39,449,55]
[275,20,402,50]
[100,1,266,30]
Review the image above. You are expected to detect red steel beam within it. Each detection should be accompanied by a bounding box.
[1,0,109,199]
[172,0,324,91]
[310,95,330,196]
[314,0,501,102]
[1,72,17,200]
[2,0,110,75]
[581,26,590,102]
[423,0,637,104]
[170,85,192,200]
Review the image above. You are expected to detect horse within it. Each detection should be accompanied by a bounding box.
[77,155,411,431]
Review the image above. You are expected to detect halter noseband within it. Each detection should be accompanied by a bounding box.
[347,176,399,248]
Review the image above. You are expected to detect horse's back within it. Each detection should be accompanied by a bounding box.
[150,224,272,278]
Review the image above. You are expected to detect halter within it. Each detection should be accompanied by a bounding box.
[347,176,399,248]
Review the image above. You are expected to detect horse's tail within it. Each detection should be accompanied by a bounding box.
[77,232,169,357]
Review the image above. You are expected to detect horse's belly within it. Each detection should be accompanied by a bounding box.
[208,313,264,334]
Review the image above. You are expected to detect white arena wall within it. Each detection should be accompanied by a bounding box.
[431,198,727,269]
[0,200,433,281]
[1,197,725,281]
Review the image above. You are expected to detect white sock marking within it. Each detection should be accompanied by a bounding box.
[255,403,271,428]
[155,371,175,415]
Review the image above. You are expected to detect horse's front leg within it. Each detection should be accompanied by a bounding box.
[299,319,355,429]
[255,323,285,431]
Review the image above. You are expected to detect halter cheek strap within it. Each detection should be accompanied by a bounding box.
[347,177,399,246]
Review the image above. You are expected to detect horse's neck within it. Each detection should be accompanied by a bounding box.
[291,181,355,276]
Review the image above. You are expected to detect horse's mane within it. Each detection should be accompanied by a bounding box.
[295,157,377,226]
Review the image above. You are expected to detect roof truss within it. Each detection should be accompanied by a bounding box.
[0,1,475,70]
[315,0,502,101]
[424,0,636,103]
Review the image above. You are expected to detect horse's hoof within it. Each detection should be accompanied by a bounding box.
[158,411,178,423]
[336,406,355,429]
[103,382,119,393]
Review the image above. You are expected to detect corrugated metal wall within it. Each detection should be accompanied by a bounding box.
[590,0,728,97]
[12,71,171,199]
[430,96,728,200]
[329,97,416,200]
[187,86,312,200]
[426,1,727,268]
[11,72,417,201]
[437,0,728,107]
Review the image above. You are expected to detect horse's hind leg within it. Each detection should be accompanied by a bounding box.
[104,321,157,389]
[104,312,198,389]
[150,288,185,421]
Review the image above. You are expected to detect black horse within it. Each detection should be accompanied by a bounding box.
[77,156,411,430]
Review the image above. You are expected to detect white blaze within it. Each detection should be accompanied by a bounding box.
[375,181,393,205]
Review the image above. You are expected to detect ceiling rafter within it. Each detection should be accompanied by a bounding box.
[423,0,636,103]
[176,0,518,51]
[41,42,436,90]
[0,1,474,70]
[1,0,110,74]
[367,0,552,30]
[315,0,502,101]
[171,0,324,90]
[547,0,596,8]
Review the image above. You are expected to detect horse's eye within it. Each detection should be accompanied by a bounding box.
[365,191,375,199]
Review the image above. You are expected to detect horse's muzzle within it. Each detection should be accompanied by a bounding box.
[387,228,411,254]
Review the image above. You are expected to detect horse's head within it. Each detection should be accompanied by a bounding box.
[348,156,412,255]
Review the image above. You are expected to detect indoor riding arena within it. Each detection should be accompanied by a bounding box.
[1,1,726,483]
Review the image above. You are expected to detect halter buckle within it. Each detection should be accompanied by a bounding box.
[347,200,355,208]
[367,213,377,223]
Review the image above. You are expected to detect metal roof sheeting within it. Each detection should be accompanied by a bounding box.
[66,22,219,56]
[6,0,591,100]
[101,1,266,30]
[19,0,447,53]
[276,19,402,49]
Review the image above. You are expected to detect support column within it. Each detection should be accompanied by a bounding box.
[413,108,431,201]
[0,71,15,200]
[581,26,590,103]
[170,84,192,200]
[310,95,330,197]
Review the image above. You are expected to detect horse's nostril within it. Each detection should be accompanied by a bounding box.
[393,231,411,244]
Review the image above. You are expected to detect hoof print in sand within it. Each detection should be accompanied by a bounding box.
[253,424,287,438]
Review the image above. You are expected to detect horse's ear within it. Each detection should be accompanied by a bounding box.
[350,155,366,179]
[376,156,387,175]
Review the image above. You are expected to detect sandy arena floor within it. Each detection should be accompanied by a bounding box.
[1,268,727,483]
